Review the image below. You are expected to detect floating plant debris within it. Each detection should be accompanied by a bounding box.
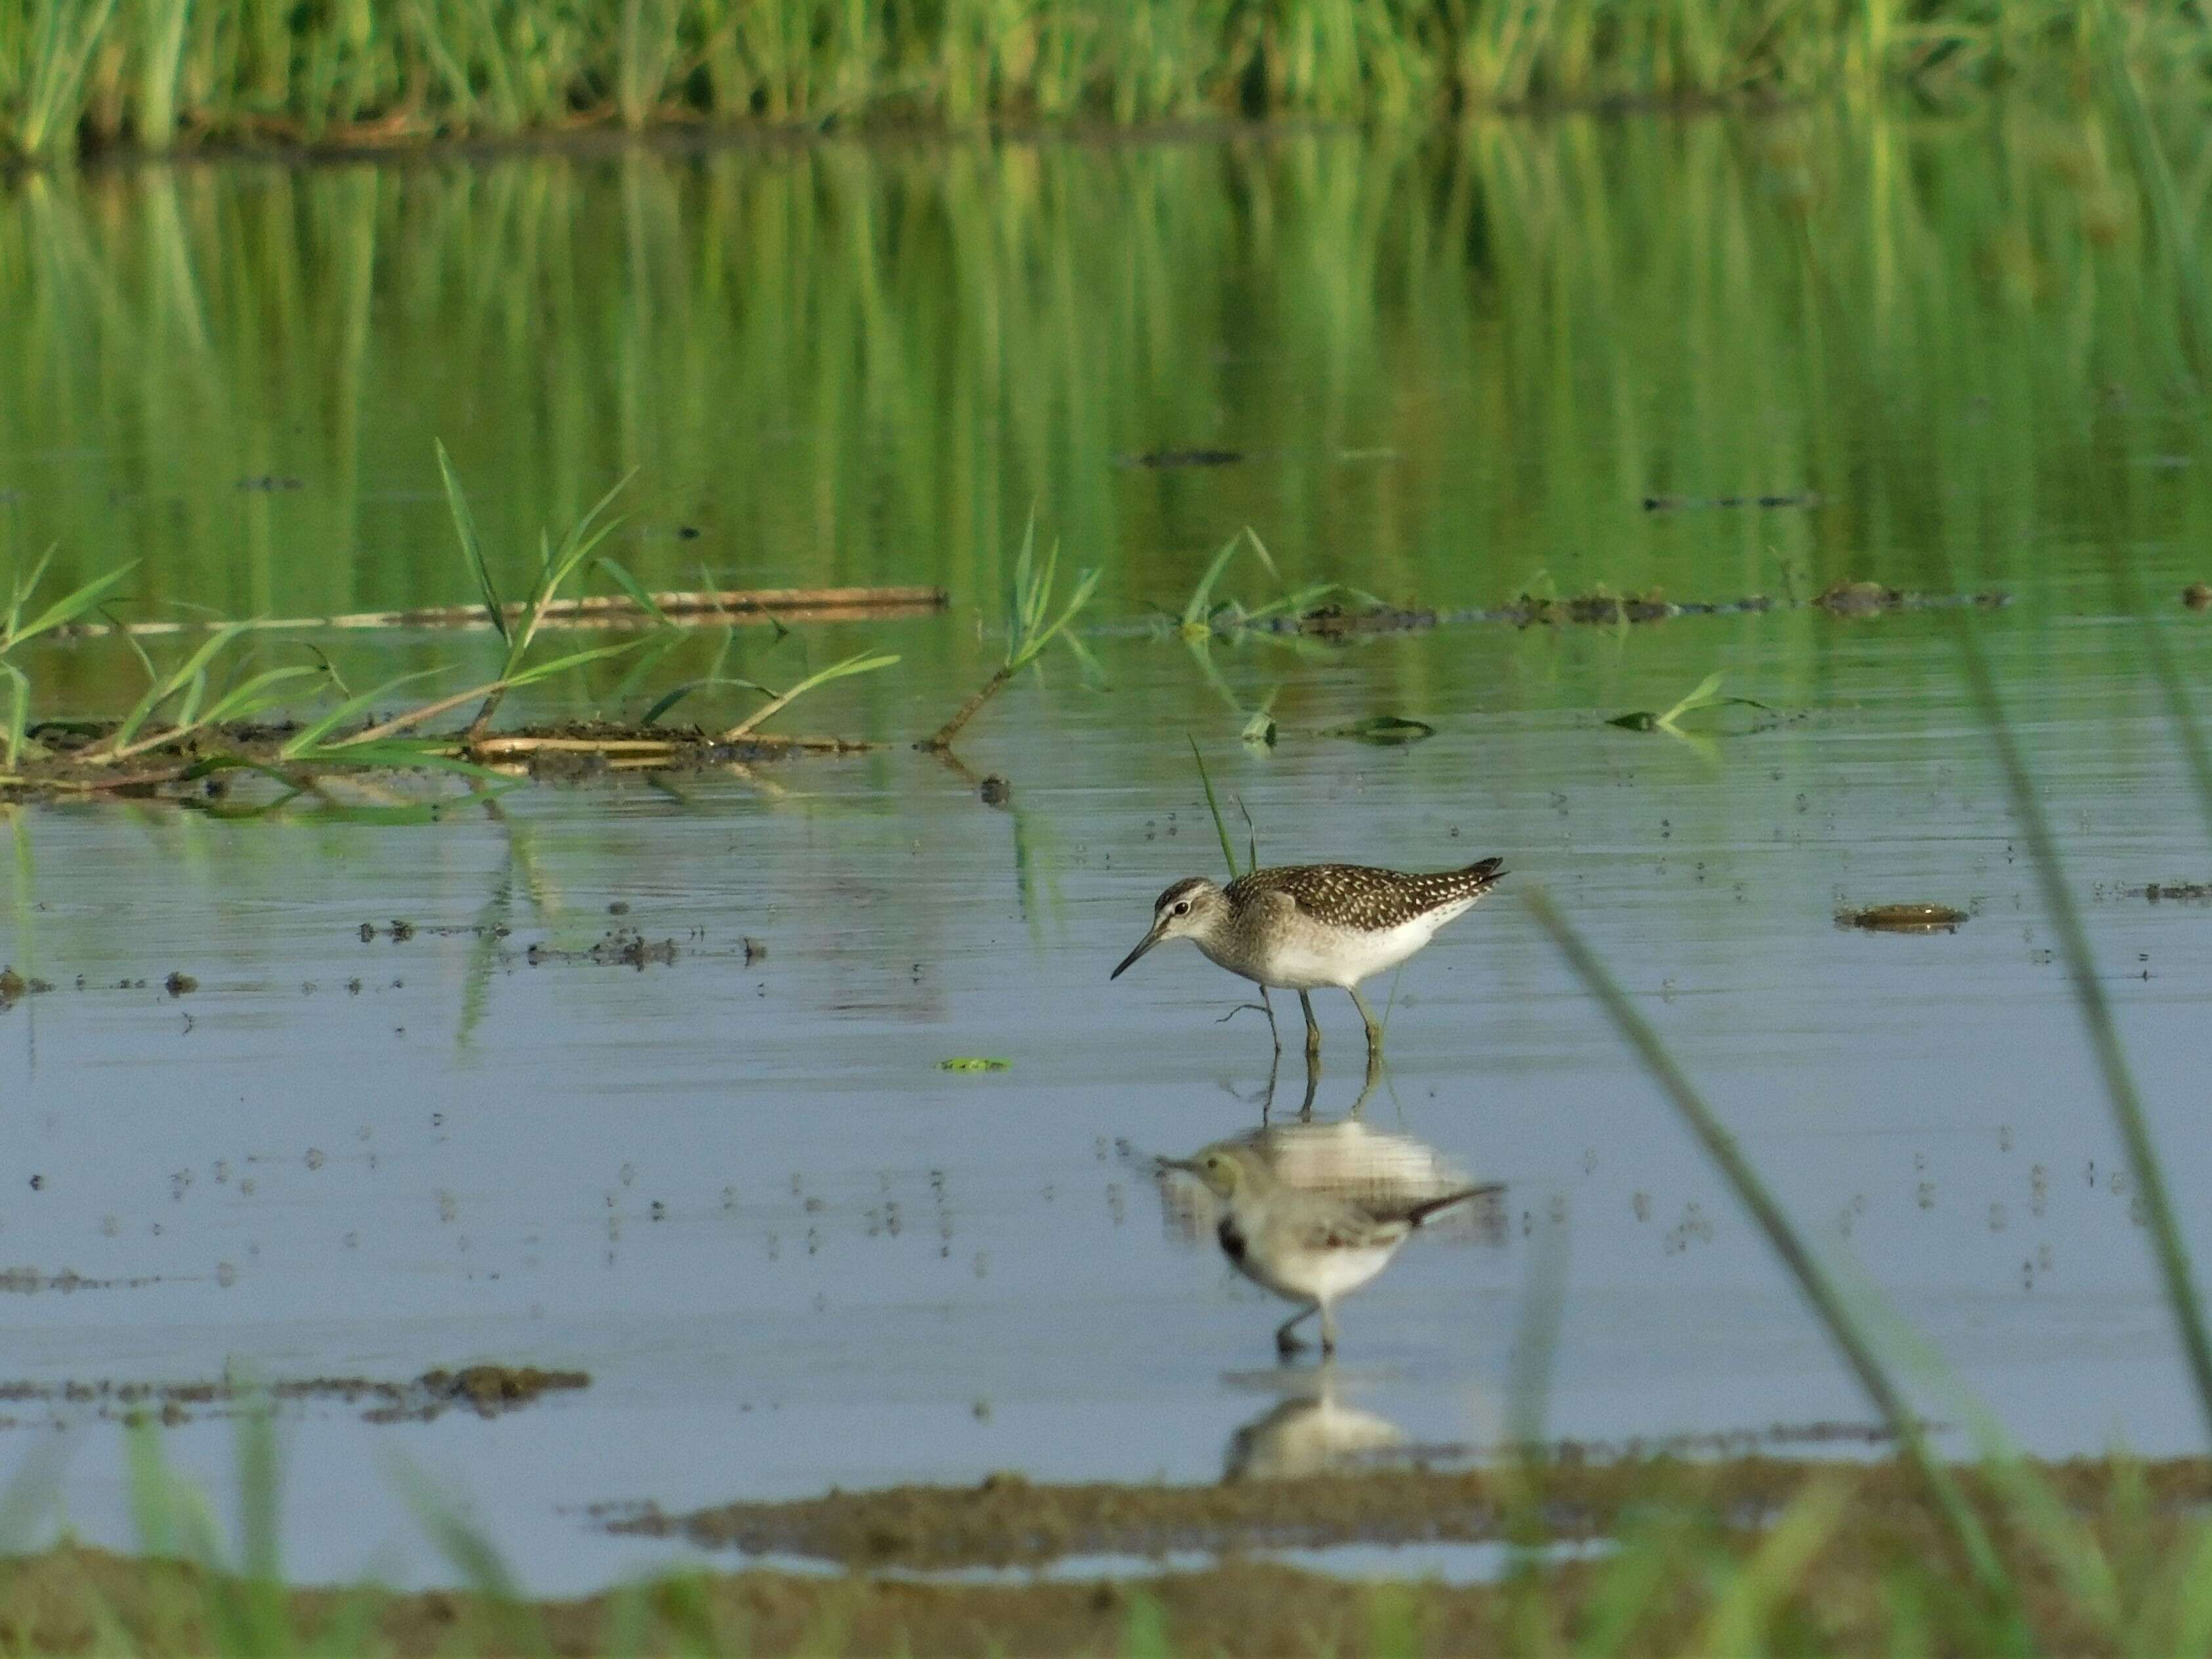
[1838,904,1969,933]
[1320,716,1435,745]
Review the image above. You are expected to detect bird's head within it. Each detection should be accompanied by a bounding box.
[1111,876,1228,979]
[1162,1143,1256,1199]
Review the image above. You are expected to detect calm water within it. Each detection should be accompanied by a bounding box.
[5,106,2212,1592]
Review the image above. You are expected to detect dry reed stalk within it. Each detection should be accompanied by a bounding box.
[47,587,947,639]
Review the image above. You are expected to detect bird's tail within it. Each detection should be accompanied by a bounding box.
[1408,1182,1506,1228]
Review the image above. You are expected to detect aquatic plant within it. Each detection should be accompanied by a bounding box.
[0,444,906,796]
[433,440,645,744]
[1177,529,1335,639]
[718,649,901,743]
[5,0,2212,158]
[1605,671,1771,738]
[0,550,134,770]
[924,513,1097,752]
[79,623,326,764]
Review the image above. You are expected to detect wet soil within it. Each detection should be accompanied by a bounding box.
[0,720,871,799]
[1263,585,2009,637]
[0,1367,587,1429]
[0,968,53,1006]
[14,1457,2212,1655]
[602,1454,2212,1572]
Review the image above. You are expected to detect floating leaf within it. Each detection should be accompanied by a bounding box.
[1611,672,1775,735]
[940,1056,1010,1072]
[1321,716,1435,744]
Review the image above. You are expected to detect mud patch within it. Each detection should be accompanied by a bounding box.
[1253,587,2008,637]
[0,1368,588,1428]
[2123,881,2212,903]
[525,929,680,970]
[1837,904,1969,933]
[1118,447,1244,468]
[366,1366,592,1424]
[0,966,53,1007]
[0,1268,165,1294]
[1642,490,1821,512]
[604,1454,2212,1572]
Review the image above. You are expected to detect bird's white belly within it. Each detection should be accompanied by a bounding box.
[1242,903,1471,990]
[1238,1242,1398,1304]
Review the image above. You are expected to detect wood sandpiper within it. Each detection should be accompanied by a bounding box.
[1111,859,1506,1062]
[1162,1138,1500,1355]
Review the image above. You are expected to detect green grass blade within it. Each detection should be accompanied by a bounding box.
[1008,511,1040,651]
[1008,567,1099,674]
[1695,1477,1853,1654]
[200,665,327,726]
[723,650,898,739]
[1189,737,1242,878]
[1181,530,1265,633]
[284,670,449,756]
[389,1458,546,1658]
[497,639,647,691]
[4,547,56,634]
[1655,671,1728,730]
[436,440,507,643]
[4,561,135,649]
[1233,582,1340,626]
[596,555,672,625]
[103,622,255,753]
[1,664,28,769]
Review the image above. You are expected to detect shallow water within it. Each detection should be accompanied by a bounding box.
[6,106,2212,1593]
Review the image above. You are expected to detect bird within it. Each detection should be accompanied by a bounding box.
[1110,859,1506,1062]
[1222,1371,1406,1482]
[1161,1138,1499,1356]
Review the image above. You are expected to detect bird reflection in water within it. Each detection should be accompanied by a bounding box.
[1222,1366,1409,1481]
[1158,1113,1504,1357]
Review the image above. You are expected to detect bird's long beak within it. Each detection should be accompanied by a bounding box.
[1157,1157,1200,1175]
[1110,923,1165,980]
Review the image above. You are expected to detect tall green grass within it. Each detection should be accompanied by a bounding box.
[5,1,2212,156]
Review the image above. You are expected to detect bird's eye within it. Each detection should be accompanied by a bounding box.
[1172,901,1190,915]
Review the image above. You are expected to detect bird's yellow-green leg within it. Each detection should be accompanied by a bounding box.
[1319,1304,1339,1355]
[1298,991,1322,1062]
[1347,985,1383,1058]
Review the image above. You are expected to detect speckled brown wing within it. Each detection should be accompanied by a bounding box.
[1227,859,1505,933]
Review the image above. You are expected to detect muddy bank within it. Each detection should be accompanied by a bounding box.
[603,1454,2212,1571]
[0,1367,587,1429]
[15,1451,2212,1659]
[3,718,869,800]
[1263,583,2012,638]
